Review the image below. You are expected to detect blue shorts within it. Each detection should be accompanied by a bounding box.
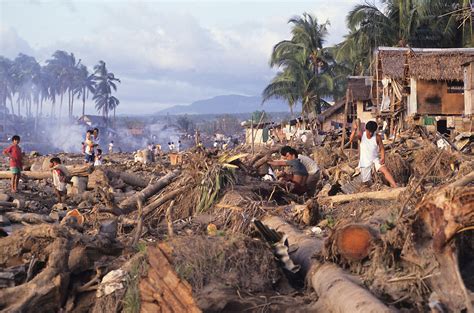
[85,153,94,163]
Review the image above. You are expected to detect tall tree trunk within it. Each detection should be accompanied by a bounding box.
[40,98,43,117]
[35,99,39,132]
[71,90,75,120]
[50,100,55,121]
[3,102,7,135]
[9,98,14,116]
[59,92,63,122]
[17,98,20,117]
[82,89,85,117]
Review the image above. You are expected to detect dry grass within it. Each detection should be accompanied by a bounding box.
[168,234,281,293]
[385,153,412,185]
[413,146,456,178]
[312,146,338,168]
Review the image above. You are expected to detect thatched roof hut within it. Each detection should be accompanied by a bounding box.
[377,47,474,81]
[318,98,345,123]
[347,76,372,101]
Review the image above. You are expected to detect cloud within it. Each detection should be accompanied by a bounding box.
[1,0,355,114]
[0,26,35,58]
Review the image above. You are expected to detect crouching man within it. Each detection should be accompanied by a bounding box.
[349,121,397,187]
[268,147,308,195]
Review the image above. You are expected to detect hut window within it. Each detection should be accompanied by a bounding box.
[447,80,464,94]
[363,100,374,112]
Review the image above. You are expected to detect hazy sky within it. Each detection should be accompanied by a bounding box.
[0,0,367,114]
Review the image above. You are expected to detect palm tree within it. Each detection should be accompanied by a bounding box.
[0,57,14,134]
[263,13,335,116]
[45,51,79,120]
[12,54,40,118]
[338,0,471,74]
[0,57,15,116]
[92,61,120,124]
[74,64,95,117]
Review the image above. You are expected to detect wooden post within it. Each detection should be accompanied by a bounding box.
[251,115,255,155]
[250,110,266,155]
[341,90,350,150]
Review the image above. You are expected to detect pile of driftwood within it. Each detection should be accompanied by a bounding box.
[0,126,473,312]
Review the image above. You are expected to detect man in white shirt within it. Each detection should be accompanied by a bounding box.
[349,121,397,187]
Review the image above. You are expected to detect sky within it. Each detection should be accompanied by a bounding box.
[0,0,366,115]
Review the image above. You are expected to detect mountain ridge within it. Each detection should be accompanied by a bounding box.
[156,94,293,115]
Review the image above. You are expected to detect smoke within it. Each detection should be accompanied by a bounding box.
[20,118,187,155]
[45,123,85,153]
[148,122,182,146]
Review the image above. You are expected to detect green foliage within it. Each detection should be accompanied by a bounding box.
[92,60,121,122]
[0,50,120,121]
[327,215,335,228]
[337,0,473,75]
[123,254,148,313]
[263,13,341,117]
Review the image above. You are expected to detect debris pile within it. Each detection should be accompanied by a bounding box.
[0,125,473,312]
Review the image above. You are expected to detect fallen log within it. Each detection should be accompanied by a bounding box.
[106,170,150,188]
[402,186,474,312]
[119,172,149,188]
[118,170,180,213]
[5,211,55,224]
[0,224,122,312]
[319,187,406,204]
[261,215,391,313]
[333,224,374,261]
[0,165,92,180]
[248,146,281,167]
[143,187,186,218]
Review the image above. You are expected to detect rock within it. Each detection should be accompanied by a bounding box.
[87,169,110,190]
[52,203,69,211]
[29,151,41,157]
[99,219,118,239]
[42,157,52,171]
[81,191,93,201]
[77,201,91,209]
[0,215,11,226]
[49,211,67,221]
[68,176,87,195]
[26,200,40,210]
[0,194,10,202]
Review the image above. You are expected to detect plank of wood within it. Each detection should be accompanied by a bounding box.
[319,187,406,204]
[140,244,201,313]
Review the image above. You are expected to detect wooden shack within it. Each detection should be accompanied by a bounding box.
[374,47,474,134]
[347,76,375,124]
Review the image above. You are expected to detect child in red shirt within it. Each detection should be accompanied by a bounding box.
[3,135,22,193]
